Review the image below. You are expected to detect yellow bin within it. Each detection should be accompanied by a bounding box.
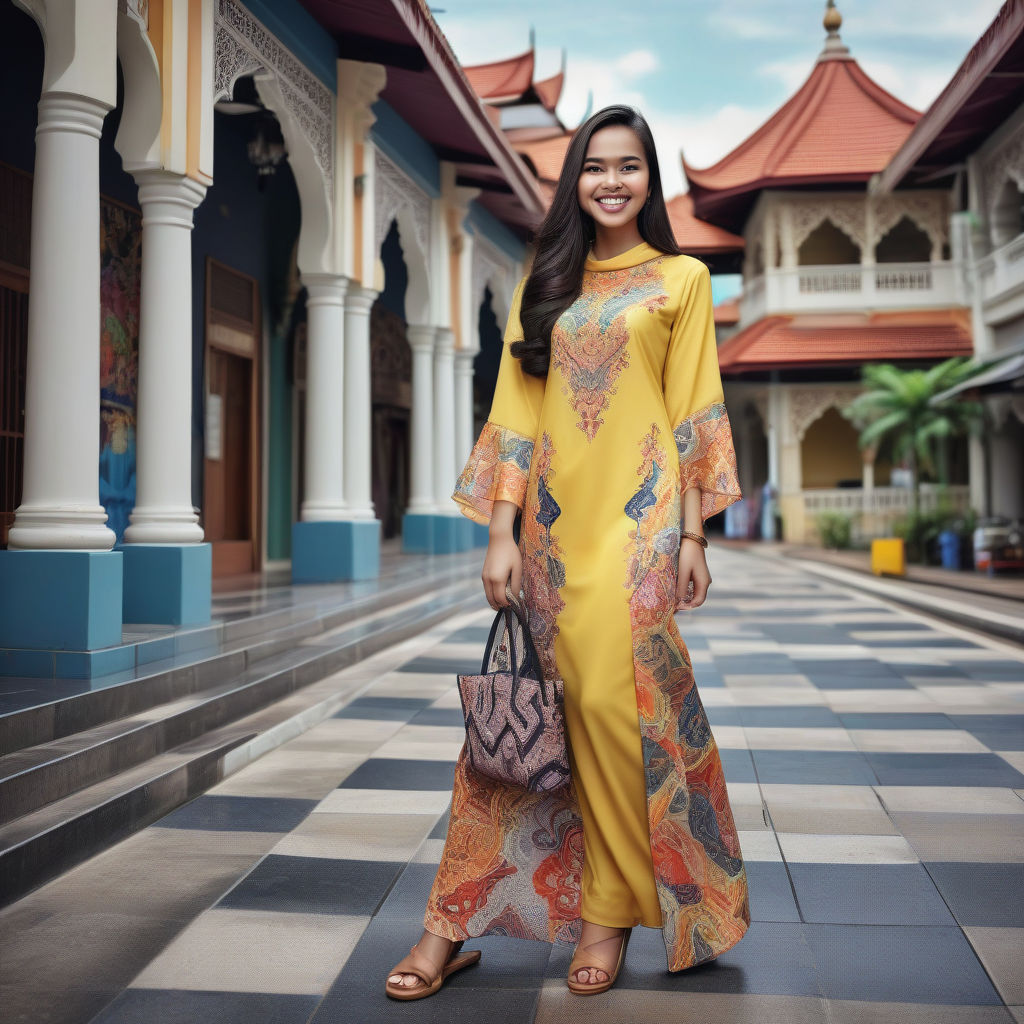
[871,538,906,577]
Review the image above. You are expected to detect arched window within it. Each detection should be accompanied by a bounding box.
[745,241,764,280]
[798,219,859,265]
[876,215,931,263]
[991,178,1024,248]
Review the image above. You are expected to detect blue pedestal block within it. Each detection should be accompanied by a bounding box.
[292,519,381,582]
[455,517,475,551]
[471,522,490,548]
[432,515,461,554]
[120,543,212,626]
[0,549,123,654]
[402,512,435,554]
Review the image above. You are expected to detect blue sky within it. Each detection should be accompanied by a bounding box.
[435,0,1007,196]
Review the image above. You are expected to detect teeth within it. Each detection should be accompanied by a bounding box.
[599,197,628,206]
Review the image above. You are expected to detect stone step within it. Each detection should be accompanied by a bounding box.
[0,559,474,759]
[0,577,478,906]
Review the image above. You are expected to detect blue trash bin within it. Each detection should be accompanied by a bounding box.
[938,530,962,570]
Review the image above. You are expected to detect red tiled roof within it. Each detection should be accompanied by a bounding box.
[464,49,535,101]
[666,193,744,254]
[714,298,741,327]
[875,0,1024,191]
[534,70,564,112]
[515,131,573,183]
[717,310,972,373]
[684,54,919,221]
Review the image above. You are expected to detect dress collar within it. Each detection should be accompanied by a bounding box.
[584,241,665,273]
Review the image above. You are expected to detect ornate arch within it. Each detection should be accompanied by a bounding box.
[212,0,334,202]
[472,234,514,326]
[788,387,858,441]
[873,193,948,256]
[373,149,431,260]
[374,150,431,324]
[790,198,867,255]
[982,124,1024,231]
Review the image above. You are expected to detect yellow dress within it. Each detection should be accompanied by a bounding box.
[425,242,750,971]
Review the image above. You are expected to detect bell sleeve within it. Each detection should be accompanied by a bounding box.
[663,260,741,522]
[452,278,544,525]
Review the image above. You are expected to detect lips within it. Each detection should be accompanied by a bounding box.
[596,195,630,210]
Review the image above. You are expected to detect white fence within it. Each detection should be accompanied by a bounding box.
[740,262,962,322]
[803,484,971,542]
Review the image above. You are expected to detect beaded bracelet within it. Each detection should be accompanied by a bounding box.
[681,530,708,549]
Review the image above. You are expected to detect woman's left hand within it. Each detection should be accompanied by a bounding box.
[676,538,711,610]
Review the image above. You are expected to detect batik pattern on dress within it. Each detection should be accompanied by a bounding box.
[673,402,741,521]
[452,420,535,524]
[424,433,585,946]
[624,425,750,971]
[552,261,668,441]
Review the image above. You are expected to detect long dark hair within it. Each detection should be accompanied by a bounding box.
[512,105,680,377]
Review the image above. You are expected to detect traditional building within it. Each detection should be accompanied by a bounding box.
[686,2,976,542]
[874,0,1024,525]
[0,0,544,676]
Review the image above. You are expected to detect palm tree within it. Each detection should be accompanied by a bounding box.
[844,358,984,517]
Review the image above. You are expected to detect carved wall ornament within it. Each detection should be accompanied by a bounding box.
[213,0,334,200]
[374,148,431,265]
[118,0,148,26]
[472,233,513,319]
[981,123,1024,231]
[787,386,859,441]
[789,197,868,255]
[872,193,948,252]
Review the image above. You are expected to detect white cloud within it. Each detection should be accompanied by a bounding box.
[614,50,660,79]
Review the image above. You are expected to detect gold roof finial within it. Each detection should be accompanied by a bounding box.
[820,0,850,60]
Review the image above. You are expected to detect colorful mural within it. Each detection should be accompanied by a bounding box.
[99,198,142,542]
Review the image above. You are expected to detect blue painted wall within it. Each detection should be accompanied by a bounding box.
[467,202,526,264]
[371,100,441,197]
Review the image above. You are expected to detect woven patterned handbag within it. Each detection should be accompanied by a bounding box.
[457,586,571,794]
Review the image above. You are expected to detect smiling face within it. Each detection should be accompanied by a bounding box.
[576,124,650,236]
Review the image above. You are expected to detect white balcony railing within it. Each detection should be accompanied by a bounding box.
[976,233,1024,325]
[803,484,971,542]
[740,262,962,323]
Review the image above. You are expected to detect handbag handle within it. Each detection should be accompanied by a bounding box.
[479,582,550,703]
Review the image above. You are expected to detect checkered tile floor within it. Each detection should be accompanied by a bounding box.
[17,548,1024,1023]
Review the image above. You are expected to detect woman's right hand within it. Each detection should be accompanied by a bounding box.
[482,500,522,610]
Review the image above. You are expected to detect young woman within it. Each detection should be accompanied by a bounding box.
[386,105,749,1000]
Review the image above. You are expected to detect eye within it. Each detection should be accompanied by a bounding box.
[583,164,602,174]
[622,163,640,172]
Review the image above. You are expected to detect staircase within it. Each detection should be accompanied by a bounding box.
[0,555,480,906]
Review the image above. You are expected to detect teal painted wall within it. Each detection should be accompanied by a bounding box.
[370,101,440,196]
[240,0,337,92]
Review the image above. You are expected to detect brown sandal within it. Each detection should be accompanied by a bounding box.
[567,926,631,995]
[385,938,481,1001]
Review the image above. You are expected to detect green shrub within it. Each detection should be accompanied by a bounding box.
[817,512,853,550]
[894,509,947,564]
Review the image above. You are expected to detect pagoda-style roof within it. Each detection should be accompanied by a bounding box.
[515,131,573,184]
[874,0,1024,192]
[667,194,744,254]
[684,3,920,231]
[463,48,535,103]
[717,309,971,374]
[534,70,564,113]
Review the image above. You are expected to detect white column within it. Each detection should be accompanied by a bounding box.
[124,171,206,544]
[406,324,436,514]
[10,93,116,550]
[300,273,348,522]
[454,348,478,470]
[433,327,458,510]
[342,283,377,519]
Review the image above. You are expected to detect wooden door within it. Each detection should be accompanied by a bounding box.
[203,259,261,576]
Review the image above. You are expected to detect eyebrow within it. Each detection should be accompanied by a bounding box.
[583,154,643,163]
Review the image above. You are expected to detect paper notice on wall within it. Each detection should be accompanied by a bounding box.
[205,393,222,461]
